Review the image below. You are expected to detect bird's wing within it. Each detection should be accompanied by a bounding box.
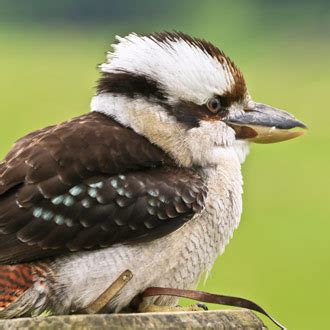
[0,112,207,263]
[0,112,171,197]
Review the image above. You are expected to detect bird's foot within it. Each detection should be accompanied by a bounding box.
[138,302,208,313]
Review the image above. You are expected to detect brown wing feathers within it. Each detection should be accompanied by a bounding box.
[0,112,172,201]
[0,169,206,263]
[0,112,207,263]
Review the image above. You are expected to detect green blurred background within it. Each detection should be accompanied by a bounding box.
[0,0,329,328]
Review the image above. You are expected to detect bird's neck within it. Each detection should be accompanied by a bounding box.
[91,93,193,166]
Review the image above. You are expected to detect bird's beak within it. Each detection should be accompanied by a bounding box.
[225,102,307,143]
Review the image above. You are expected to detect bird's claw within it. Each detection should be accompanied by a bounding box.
[196,303,208,311]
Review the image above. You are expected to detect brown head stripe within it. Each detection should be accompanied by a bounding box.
[97,71,167,101]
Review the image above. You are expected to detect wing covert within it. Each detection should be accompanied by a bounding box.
[0,167,207,263]
[0,112,172,199]
[0,111,188,263]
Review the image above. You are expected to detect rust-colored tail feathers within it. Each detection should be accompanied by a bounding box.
[0,264,35,310]
[0,263,48,318]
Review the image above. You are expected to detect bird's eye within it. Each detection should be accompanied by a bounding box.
[207,97,222,113]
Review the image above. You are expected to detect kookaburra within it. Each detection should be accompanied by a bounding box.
[0,32,305,318]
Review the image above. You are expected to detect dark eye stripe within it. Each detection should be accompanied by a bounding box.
[164,101,228,129]
[218,95,231,108]
[97,71,167,101]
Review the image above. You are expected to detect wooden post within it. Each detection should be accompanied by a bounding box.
[0,310,267,329]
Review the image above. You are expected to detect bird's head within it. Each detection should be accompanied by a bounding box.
[91,32,306,167]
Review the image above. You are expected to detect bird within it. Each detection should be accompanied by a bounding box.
[0,31,306,318]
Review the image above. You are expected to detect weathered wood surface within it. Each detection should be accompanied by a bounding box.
[0,310,267,329]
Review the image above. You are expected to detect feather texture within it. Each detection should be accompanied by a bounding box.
[0,112,207,263]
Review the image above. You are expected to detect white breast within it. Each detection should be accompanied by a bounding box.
[48,149,244,314]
